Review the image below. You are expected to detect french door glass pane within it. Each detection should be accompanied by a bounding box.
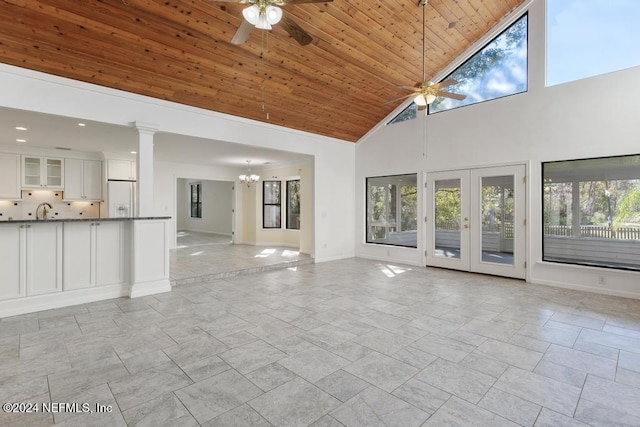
[434,179,461,259]
[481,175,515,266]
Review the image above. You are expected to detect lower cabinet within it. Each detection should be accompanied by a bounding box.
[0,223,62,300]
[63,221,125,290]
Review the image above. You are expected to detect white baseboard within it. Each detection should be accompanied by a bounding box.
[531,278,640,300]
[0,284,129,318]
[130,279,172,298]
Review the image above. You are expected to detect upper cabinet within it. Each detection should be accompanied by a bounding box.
[64,158,102,201]
[22,156,64,189]
[0,153,21,200]
[107,159,136,181]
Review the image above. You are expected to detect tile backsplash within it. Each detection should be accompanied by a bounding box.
[0,191,101,221]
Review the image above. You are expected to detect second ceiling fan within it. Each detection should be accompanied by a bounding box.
[211,0,333,46]
[388,0,465,109]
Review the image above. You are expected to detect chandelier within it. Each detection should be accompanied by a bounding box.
[239,160,260,187]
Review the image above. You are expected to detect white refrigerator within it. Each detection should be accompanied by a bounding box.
[107,180,136,217]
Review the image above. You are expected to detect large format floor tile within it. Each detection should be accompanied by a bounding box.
[1,255,640,426]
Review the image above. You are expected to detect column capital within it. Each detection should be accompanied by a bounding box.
[133,121,159,135]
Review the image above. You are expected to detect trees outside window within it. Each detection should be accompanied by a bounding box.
[263,181,281,228]
[190,182,201,218]
[366,174,418,248]
[287,180,301,230]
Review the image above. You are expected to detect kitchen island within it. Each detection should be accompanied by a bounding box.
[0,216,171,318]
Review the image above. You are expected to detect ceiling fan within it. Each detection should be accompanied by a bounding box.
[387,0,465,109]
[210,0,333,46]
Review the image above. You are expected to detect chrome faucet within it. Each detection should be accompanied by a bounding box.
[36,202,53,220]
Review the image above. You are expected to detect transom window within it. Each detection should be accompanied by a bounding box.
[547,0,640,86]
[429,13,528,114]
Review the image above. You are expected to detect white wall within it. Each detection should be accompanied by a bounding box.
[178,179,233,235]
[0,65,356,263]
[176,178,187,230]
[357,0,640,298]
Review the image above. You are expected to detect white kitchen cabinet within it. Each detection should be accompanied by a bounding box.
[64,158,102,201]
[107,159,136,181]
[0,225,23,300]
[63,221,125,291]
[22,156,64,189]
[0,153,21,200]
[0,222,62,300]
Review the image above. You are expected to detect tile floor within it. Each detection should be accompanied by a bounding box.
[170,231,313,286]
[1,257,640,426]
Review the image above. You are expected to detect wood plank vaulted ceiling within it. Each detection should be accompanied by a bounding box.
[1,0,525,142]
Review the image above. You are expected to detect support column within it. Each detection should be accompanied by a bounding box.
[571,179,580,237]
[134,122,158,217]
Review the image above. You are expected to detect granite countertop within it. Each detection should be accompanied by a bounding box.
[0,216,171,224]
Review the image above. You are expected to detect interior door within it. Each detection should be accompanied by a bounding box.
[426,165,526,279]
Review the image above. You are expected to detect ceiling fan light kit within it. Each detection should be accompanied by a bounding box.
[386,0,465,109]
[221,0,333,46]
[242,4,283,30]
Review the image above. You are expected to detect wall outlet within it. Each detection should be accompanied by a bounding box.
[598,276,606,285]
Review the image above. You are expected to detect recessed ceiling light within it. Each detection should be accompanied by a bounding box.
[15,126,27,131]
[16,139,26,143]
[130,151,137,154]
[78,123,86,127]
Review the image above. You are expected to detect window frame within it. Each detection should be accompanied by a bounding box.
[428,12,528,115]
[542,154,640,272]
[189,182,202,219]
[286,179,301,230]
[365,173,418,248]
[262,180,282,229]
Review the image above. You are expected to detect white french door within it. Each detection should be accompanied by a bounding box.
[426,165,526,279]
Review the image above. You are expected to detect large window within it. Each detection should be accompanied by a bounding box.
[286,180,301,230]
[366,174,418,248]
[190,182,202,218]
[429,14,528,114]
[543,155,640,271]
[263,180,281,228]
[388,103,417,125]
[547,0,640,87]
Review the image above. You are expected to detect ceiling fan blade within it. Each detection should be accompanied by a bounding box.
[281,0,334,5]
[431,78,458,90]
[396,85,418,91]
[280,13,313,45]
[384,94,414,105]
[231,19,254,45]
[207,0,249,3]
[435,90,466,100]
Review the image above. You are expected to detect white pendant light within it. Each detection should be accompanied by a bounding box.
[414,94,427,107]
[243,4,283,30]
[242,5,260,25]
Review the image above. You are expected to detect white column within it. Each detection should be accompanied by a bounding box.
[134,122,158,217]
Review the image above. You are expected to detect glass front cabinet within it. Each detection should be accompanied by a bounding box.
[22,156,64,189]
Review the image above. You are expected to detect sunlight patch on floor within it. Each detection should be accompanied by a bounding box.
[378,263,410,278]
[255,248,277,258]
